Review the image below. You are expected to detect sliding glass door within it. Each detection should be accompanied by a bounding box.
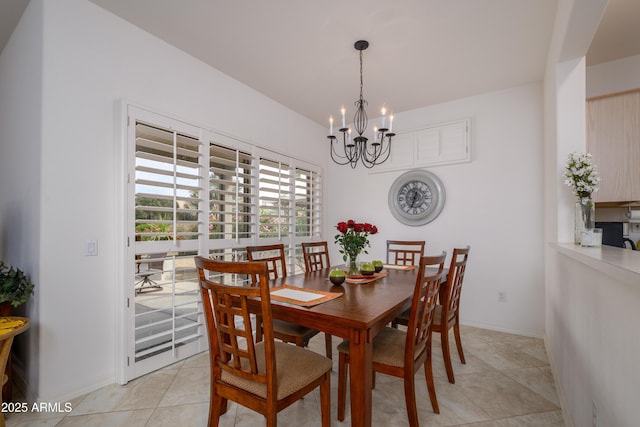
[124,105,323,381]
[125,109,205,379]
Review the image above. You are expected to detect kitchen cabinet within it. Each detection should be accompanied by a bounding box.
[587,89,640,203]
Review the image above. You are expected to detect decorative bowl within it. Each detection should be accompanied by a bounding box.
[329,269,346,285]
[359,263,375,276]
[330,275,346,285]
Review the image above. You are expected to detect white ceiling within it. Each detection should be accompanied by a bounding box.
[585,0,640,66]
[1,0,639,127]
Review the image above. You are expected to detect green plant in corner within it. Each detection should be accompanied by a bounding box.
[0,261,35,308]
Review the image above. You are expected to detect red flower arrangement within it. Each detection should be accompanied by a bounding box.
[334,219,379,263]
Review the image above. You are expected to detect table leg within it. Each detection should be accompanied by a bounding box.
[349,329,372,427]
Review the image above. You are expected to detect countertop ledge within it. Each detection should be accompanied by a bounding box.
[551,243,640,283]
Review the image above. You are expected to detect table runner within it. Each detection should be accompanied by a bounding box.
[345,271,387,284]
[382,264,417,271]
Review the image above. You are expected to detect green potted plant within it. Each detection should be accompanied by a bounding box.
[0,260,35,311]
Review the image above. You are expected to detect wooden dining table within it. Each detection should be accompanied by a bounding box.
[267,265,419,427]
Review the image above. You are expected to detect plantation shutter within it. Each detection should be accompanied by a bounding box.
[135,123,201,241]
[258,157,292,239]
[208,143,256,241]
[294,167,322,238]
[125,105,324,381]
[131,118,203,375]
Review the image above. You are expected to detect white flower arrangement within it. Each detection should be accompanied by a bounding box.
[563,152,601,203]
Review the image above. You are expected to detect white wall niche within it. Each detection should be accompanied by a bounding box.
[372,118,471,173]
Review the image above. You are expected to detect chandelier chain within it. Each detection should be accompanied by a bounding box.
[359,48,364,103]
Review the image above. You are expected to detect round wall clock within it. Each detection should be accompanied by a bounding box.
[388,169,446,226]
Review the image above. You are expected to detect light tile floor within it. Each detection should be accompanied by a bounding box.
[4,325,564,426]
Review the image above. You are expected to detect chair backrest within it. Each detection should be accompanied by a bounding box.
[301,241,331,272]
[406,252,446,364]
[386,240,426,266]
[442,246,471,316]
[195,257,276,391]
[246,244,288,279]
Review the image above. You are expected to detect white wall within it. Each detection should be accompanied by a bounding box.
[539,0,640,425]
[586,53,640,97]
[547,54,640,427]
[326,83,546,337]
[0,0,43,401]
[548,249,640,427]
[3,0,326,402]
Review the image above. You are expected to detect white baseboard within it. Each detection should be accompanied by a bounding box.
[460,320,544,339]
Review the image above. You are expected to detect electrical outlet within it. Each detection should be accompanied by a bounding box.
[592,400,598,427]
[85,240,98,256]
[498,291,507,302]
[631,223,640,233]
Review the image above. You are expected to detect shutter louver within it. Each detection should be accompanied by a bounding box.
[259,158,292,239]
[135,123,201,241]
[294,167,322,237]
[209,143,256,240]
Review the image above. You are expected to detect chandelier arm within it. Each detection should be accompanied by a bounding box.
[369,140,392,165]
[361,144,383,167]
[355,140,371,169]
[329,135,357,166]
[361,132,393,166]
[377,142,393,164]
[336,131,364,167]
[363,139,383,157]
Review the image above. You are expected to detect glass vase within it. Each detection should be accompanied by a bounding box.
[575,199,595,244]
[347,254,359,276]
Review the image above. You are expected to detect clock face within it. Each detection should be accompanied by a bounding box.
[397,180,433,215]
[388,170,445,226]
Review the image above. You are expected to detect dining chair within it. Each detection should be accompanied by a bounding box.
[301,241,333,357]
[246,244,289,280]
[246,244,332,358]
[337,252,446,426]
[195,256,332,427]
[432,246,471,384]
[387,240,426,328]
[386,240,426,266]
[301,241,331,272]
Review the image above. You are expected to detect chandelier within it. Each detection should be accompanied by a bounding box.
[327,40,395,169]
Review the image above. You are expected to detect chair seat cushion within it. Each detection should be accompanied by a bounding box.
[273,319,317,338]
[433,304,455,327]
[397,308,410,322]
[399,304,456,327]
[338,327,424,368]
[221,341,332,400]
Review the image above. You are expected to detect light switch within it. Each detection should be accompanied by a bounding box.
[85,240,98,256]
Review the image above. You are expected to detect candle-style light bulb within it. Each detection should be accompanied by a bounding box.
[341,107,346,128]
[329,116,334,135]
[374,126,379,142]
[381,107,387,129]
[389,114,394,132]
